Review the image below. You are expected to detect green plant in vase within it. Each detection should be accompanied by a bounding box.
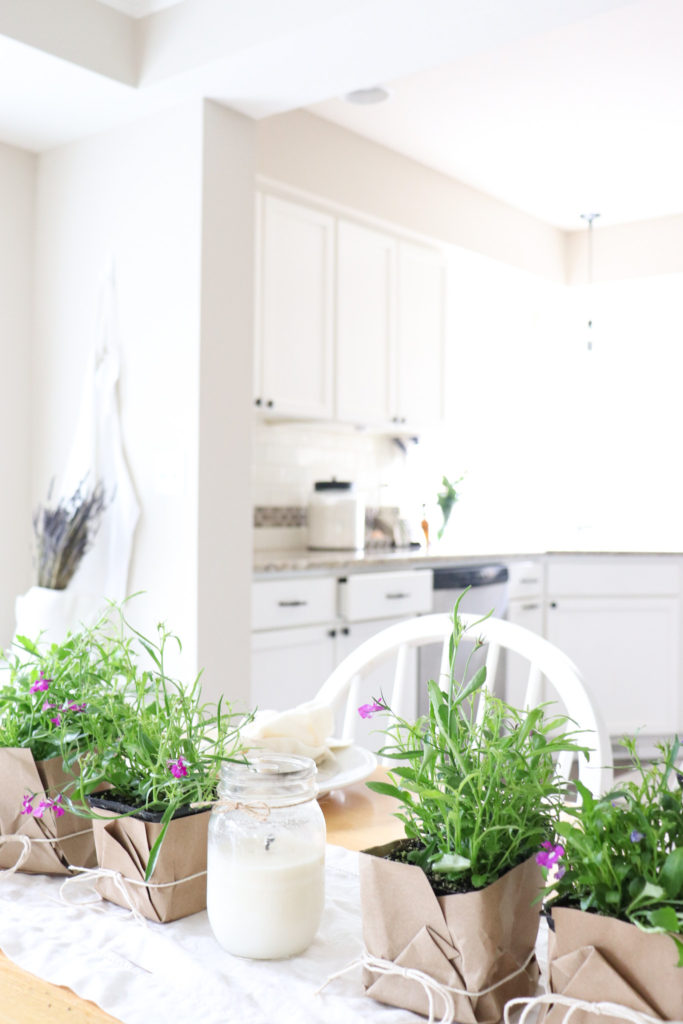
[71,606,250,922]
[0,612,132,874]
[533,737,683,1021]
[356,598,587,1021]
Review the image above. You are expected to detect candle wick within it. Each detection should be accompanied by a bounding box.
[265,835,275,851]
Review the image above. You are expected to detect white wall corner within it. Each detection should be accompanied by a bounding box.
[197,100,255,712]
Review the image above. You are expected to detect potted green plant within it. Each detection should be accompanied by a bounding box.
[357,605,586,1023]
[533,737,683,1022]
[0,613,128,875]
[71,609,249,923]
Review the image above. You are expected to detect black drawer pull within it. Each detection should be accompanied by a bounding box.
[385,592,410,600]
[277,600,308,608]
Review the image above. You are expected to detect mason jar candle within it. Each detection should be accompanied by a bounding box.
[207,753,326,959]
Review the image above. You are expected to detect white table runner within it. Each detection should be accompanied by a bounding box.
[0,845,425,1024]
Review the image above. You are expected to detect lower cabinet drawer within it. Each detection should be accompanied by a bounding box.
[338,568,433,622]
[252,576,337,630]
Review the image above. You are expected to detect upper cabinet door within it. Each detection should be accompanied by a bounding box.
[394,241,446,429]
[256,195,334,419]
[335,220,395,425]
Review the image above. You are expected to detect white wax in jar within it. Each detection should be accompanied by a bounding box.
[207,834,325,959]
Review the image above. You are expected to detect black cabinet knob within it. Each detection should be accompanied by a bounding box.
[327,629,337,638]
[254,397,262,407]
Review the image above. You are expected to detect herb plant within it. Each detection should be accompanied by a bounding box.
[436,474,463,540]
[544,736,683,962]
[71,606,249,878]
[366,602,587,892]
[0,614,131,763]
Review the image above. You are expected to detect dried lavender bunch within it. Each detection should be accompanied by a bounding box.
[33,480,108,590]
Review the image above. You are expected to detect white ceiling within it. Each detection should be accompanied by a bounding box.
[95,0,184,16]
[310,0,683,228]
[0,0,680,229]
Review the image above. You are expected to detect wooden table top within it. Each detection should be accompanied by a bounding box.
[0,767,402,1024]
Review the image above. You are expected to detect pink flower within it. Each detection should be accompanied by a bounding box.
[358,702,384,719]
[50,715,61,727]
[536,841,565,869]
[24,794,65,819]
[168,756,188,779]
[67,702,87,713]
[29,671,51,694]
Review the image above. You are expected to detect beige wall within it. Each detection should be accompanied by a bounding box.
[0,141,35,646]
[256,110,566,283]
[197,101,254,708]
[566,212,683,284]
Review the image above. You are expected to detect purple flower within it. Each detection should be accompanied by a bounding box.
[168,757,188,779]
[536,841,565,868]
[630,830,644,843]
[24,794,65,819]
[29,671,51,694]
[555,865,566,880]
[50,715,61,727]
[358,702,384,720]
[33,800,49,819]
[67,702,87,713]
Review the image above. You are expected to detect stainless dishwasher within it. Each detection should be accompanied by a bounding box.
[418,563,509,710]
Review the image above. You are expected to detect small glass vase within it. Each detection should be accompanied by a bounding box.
[207,753,326,959]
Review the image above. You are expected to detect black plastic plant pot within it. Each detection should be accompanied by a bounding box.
[86,792,208,823]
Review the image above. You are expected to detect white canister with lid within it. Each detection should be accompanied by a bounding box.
[307,480,365,551]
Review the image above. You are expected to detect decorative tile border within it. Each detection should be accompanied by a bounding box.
[253,506,307,528]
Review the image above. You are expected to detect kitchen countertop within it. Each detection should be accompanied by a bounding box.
[254,546,683,576]
[253,545,539,576]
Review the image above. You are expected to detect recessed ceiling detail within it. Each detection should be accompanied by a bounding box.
[93,0,185,16]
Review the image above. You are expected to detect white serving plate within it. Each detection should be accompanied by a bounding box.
[315,744,377,797]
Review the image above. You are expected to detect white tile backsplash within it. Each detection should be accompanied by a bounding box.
[252,421,410,548]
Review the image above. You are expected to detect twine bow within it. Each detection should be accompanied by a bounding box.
[59,864,208,928]
[319,948,536,1024]
[505,993,683,1024]
[0,829,92,877]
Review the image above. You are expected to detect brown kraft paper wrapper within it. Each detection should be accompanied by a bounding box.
[543,905,683,1023]
[359,840,542,1023]
[91,806,210,923]
[0,748,96,875]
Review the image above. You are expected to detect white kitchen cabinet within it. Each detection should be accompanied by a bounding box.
[395,241,446,429]
[251,569,431,743]
[335,220,394,425]
[255,194,334,419]
[251,624,337,711]
[255,190,446,432]
[335,616,418,752]
[545,557,682,751]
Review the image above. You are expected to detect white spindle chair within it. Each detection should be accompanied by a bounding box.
[315,611,613,796]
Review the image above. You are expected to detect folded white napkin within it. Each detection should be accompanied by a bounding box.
[241,702,335,764]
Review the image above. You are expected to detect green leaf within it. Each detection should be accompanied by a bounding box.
[646,905,680,933]
[14,635,38,654]
[145,805,175,881]
[365,781,406,801]
[453,665,487,708]
[662,848,683,899]
[671,935,683,968]
[431,852,471,874]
